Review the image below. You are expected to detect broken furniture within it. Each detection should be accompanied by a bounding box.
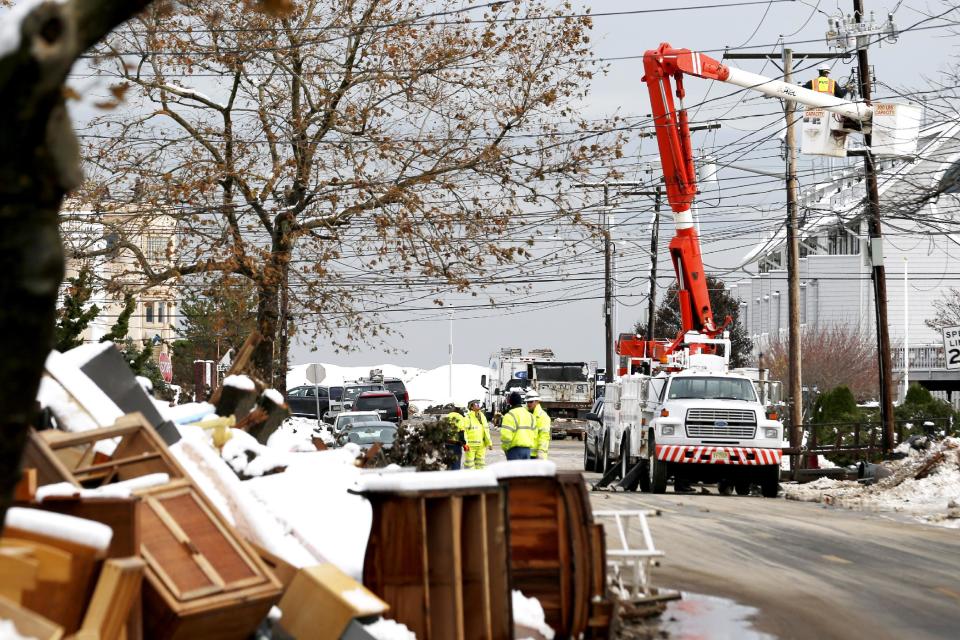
[490,462,612,639]
[1,507,112,633]
[0,594,63,640]
[23,413,188,489]
[359,471,513,640]
[593,510,664,600]
[136,479,283,639]
[278,563,388,639]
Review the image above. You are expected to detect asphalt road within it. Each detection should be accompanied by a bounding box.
[539,437,960,640]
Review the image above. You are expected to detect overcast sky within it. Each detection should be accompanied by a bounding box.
[291,0,960,370]
[40,0,959,371]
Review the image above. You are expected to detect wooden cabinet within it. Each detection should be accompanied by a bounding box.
[362,487,512,640]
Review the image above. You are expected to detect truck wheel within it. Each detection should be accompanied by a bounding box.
[638,459,650,492]
[735,482,751,495]
[760,466,780,498]
[647,434,667,494]
[583,437,595,472]
[718,480,734,496]
[599,431,610,475]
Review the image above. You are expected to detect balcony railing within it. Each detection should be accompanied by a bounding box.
[892,344,945,370]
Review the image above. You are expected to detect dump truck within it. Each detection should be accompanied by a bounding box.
[480,348,597,438]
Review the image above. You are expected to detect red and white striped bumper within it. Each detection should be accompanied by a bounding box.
[655,444,782,465]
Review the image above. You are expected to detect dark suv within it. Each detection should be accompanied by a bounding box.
[383,377,410,419]
[286,385,330,418]
[353,391,403,425]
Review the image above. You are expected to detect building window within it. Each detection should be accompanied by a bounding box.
[145,302,154,324]
[158,302,165,324]
[145,236,166,261]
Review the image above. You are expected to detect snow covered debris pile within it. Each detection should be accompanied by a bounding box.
[512,590,555,640]
[363,618,417,640]
[784,437,960,527]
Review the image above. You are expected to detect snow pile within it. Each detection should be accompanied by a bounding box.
[286,361,487,410]
[287,363,423,388]
[512,590,555,640]
[245,446,372,579]
[363,618,416,640]
[784,437,960,527]
[268,416,335,450]
[405,364,487,410]
[220,429,289,478]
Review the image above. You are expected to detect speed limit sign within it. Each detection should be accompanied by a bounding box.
[943,326,960,370]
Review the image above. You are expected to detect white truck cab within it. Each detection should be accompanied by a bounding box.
[595,332,784,497]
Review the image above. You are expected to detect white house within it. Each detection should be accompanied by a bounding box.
[729,120,960,402]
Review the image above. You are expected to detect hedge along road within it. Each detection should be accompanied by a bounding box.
[540,438,960,640]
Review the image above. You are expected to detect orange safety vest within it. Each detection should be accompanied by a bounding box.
[812,76,836,95]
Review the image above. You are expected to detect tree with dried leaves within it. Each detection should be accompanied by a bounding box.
[925,287,960,332]
[0,0,294,532]
[763,325,881,404]
[74,0,624,387]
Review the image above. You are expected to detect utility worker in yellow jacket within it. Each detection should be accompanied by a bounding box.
[443,404,467,470]
[803,64,848,99]
[463,399,492,469]
[500,391,536,460]
[525,391,551,460]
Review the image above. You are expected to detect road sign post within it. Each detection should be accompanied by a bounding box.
[306,364,326,429]
[942,326,960,371]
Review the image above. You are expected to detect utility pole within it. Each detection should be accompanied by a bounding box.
[603,185,614,383]
[854,0,896,453]
[646,186,662,341]
[726,50,841,466]
[782,48,804,467]
[580,123,721,383]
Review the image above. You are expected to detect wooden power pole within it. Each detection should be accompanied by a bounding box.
[646,186,662,341]
[854,0,896,453]
[782,48,804,464]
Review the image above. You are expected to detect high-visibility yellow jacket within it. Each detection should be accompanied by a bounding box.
[464,411,491,447]
[531,404,551,459]
[444,411,466,444]
[812,76,836,94]
[500,406,536,450]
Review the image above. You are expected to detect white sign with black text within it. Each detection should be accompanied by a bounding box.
[942,326,960,370]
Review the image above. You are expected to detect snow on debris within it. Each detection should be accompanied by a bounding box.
[487,459,556,479]
[0,619,38,640]
[245,447,372,579]
[363,618,417,640]
[356,468,498,493]
[784,437,960,528]
[35,473,170,501]
[223,374,256,391]
[262,388,284,406]
[39,350,124,431]
[512,590,555,640]
[4,507,113,552]
[162,401,216,425]
[269,416,334,450]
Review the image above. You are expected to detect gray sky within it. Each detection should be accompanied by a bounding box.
[43,0,959,370]
[294,0,960,369]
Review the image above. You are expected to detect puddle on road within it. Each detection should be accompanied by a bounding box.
[661,592,774,640]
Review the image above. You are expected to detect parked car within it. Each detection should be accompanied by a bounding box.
[340,383,386,412]
[322,385,345,423]
[353,391,403,424]
[286,385,330,418]
[336,421,398,453]
[332,411,381,434]
[383,377,410,420]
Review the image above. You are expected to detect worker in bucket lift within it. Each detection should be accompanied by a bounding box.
[463,399,492,469]
[443,403,468,470]
[500,391,536,460]
[525,391,551,460]
[803,63,848,99]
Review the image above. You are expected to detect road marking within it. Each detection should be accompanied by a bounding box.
[821,555,852,564]
[933,587,960,603]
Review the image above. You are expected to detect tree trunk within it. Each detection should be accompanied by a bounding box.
[0,0,155,528]
[253,280,280,387]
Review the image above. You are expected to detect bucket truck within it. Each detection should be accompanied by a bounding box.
[588,44,918,495]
